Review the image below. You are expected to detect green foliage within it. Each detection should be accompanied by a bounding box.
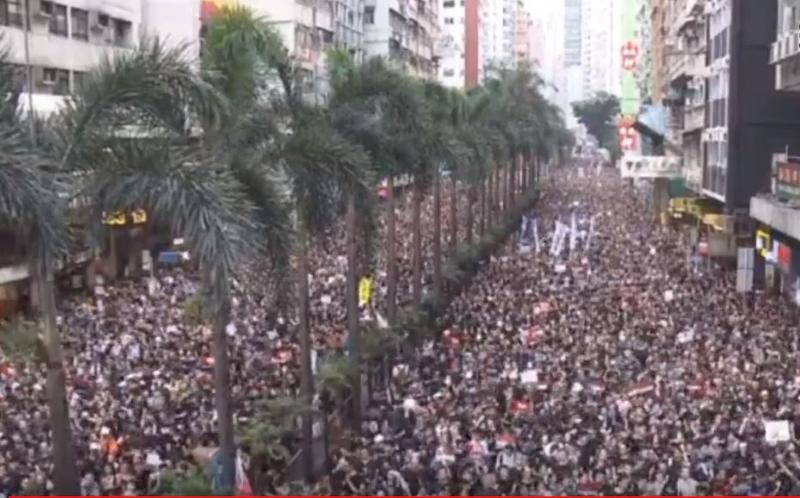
[0,319,44,362]
[571,91,621,151]
[241,397,309,462]
[316,354,355,395]
[182,295,208,326]
[159,469,217,496]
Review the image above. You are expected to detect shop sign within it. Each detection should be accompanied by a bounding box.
[102,209,147,227]
[777,160,800,200]
[621,41,639,71]
[778,241,792,272]
[756,229,771,258]
[620,155,682,179]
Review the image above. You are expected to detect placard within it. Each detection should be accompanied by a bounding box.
[764,420,793,443]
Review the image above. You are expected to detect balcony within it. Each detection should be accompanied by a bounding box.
[770,30,800,65]
[684,104,705,133]
[772,30,800,91]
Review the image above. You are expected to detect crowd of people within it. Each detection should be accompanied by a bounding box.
[329,170,800,496]
[0,178,468,495]
[6,165,800,496]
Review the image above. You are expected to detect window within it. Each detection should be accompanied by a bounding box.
[444,17,454,24]
[0,0,23,27]
[42,67,69,95]
[71,7,88,41]
[443,68,455,77]
[49,3,68,37]
[364,5,374,24]
[72,71,86,92]
[97,13,109,27]
[443,0,454,6]
[112,18,132,46]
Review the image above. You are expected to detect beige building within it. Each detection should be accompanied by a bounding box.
[363,0,439,78]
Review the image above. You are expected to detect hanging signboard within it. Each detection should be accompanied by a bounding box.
[777,160,800,201]
[620,155,683,179]
[621,41,639,71]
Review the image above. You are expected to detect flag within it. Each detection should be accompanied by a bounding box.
[235,453,253,495]
[358,276,373,308]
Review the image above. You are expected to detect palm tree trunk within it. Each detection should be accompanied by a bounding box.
[509,156,515,209]
[486,169,493,230]
[507,160,514,212]
[39,267,80,495]
[495,167,502,217]
[345,189,361,429]
[386,175,397,325]
[449,174,457,250]
[479,179,486,238]
[296,216,314,483]
[432,169,442,297]
[211,287,236,492]
[411,176,423,307]
[466,184,475,244]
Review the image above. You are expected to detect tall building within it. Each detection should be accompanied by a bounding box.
[480,0,518,70]
[581,0,616,96]
[564,0,582,67]
[1,0,199,115]
[751,0,800,303]
[363,0,439,78]
[437,0,468,87]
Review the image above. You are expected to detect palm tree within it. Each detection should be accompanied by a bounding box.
[327,58,422,324]
[263,40,373,479]
[56,38,282,493]
[1,38,79,495]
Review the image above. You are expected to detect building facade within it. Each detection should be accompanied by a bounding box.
[0,0,154,108]
[363,0,439,78]
[663,0,707,193]
[436,0,469,87]
[749,0,800,305]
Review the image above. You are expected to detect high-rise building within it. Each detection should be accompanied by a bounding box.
[564,0,581,67]
[480,0,517,70]
[363,0,439,79]
[436,0,468,87]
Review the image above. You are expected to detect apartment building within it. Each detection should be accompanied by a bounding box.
[363,0,439,78]
[663,0,707,193]
[1,1,133,100]
[204,0,363,102]
[749,0,800,303]
[436,0,466,87]
[0,0,200,115]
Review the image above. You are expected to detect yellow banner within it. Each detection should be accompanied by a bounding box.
[358,277,373,308]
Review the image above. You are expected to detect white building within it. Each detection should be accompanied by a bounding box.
[1,1,139,95]
[436,0,468,87]
[480,0,517,70]
[580,0,618,97]
[363,0,439,78]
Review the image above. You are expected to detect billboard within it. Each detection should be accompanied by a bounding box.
[620,155,683,179]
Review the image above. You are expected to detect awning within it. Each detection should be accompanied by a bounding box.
[634,104,667,138]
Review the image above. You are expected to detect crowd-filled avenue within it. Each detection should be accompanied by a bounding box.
[4,167,800,495]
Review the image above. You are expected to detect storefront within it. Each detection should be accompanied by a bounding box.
[755,226,800,305]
